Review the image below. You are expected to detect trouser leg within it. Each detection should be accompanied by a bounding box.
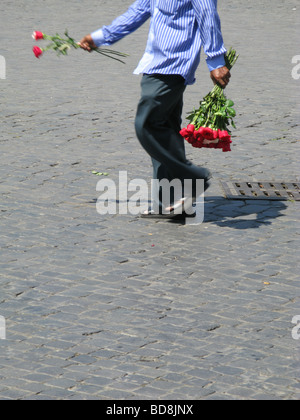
[135,74,211,209]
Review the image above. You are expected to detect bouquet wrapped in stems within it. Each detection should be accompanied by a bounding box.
[32,30,128,63]
[180,48,239,152]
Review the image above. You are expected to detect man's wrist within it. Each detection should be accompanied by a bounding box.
[206,54,226,72]
[91,28,106,47]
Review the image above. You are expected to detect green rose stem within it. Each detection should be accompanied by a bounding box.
[34,30,129,64]
[189,48,239,131]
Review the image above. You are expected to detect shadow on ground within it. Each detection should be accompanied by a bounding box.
[201,196,288,229]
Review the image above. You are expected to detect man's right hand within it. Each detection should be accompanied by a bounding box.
[210,66,231,89]
[79,34,97,52]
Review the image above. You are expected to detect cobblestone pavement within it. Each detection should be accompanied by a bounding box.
[0,0,299,400]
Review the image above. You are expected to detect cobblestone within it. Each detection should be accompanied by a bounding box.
[0,0,299,401]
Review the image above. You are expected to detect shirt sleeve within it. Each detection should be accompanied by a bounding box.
[191,0,227,71]
[91,0,151,47]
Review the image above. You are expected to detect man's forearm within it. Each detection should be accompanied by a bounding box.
[91,0,151,47]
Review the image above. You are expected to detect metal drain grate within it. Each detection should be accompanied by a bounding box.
[220,181,300,201]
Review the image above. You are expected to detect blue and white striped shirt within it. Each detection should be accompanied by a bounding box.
[91,0,226,85]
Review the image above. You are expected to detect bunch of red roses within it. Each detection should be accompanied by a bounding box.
[180,125,232,152]
[32,30,128,63]
[180,48,239,152]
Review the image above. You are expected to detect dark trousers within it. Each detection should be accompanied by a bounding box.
[135,74,211,209]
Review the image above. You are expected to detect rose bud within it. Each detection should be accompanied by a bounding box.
[218,130,231,141]
[179,128,189,138]
[33,46,43,58]
[32,31,44,40]
[186,124,195,134]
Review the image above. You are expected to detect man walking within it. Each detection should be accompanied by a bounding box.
[80,0,231,219]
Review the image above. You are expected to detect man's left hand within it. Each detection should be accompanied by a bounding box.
[79,34,97,52]
[210,66,231,88]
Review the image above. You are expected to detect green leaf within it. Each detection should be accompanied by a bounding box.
[92,171,109,176]
[225,100,234,108]
[227,108,236,118]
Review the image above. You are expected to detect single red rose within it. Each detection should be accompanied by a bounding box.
[180,128,194,146]
[218,129,231,141]
[33,46,43,58]
[202,127,215,140]
[180,128,189,138]
[32,31,44,40]
[198,127,206,136]
[191,135,202,148]
[186,124,195,134]
[193,130,204,141]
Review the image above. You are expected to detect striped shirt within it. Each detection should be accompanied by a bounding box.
[91,0,226,85]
